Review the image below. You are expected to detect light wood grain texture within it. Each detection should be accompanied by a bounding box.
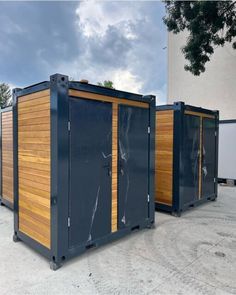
[2,111,13,205]
[155,110,174,206]
[18,91,51,249]
[69,89,149,109]
[18,90,50,102]
[184,110,215,119]
[111,103,118,232]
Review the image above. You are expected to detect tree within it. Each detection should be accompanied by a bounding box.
[97,80,115,89]
[0,83,12,108]
[163,1,236,75]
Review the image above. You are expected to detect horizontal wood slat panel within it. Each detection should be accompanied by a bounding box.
[19,166,50,178]
[18,89,50,102]
[155,110,174,206]
[19,160,50,172]
[18,116,50,126]
[184,110,215,119]
[18,124,50,132]
[69,89,149,109]
[2,110,13,205]
[18,102,50,114]
[19,143,50,152]
[18,91,51,249]
[19,150,50,158]
[18,110,50,120]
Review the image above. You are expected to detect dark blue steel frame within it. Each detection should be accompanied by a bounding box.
[13,74,155,270]
[0,106,14,210]
[155,101,219,216]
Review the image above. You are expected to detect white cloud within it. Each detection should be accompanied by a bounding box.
[76,1,140,39]
[111,69,143,93]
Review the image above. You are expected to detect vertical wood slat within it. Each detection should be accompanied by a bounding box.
[112,103,118,232]
[2,111,13,205]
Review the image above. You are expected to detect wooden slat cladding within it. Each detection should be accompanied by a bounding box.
[184,110,215,119]
[2,111,14,205]
[18,91,51,249]
[69,89,149,109]
[155,110,174,205]
[111,104,118,232]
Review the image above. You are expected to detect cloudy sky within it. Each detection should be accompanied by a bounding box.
[0,1,167,104]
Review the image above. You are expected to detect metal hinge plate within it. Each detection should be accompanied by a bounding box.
[68,217,71,227]
[68,121,71,131]
[148,126,150,134]
[147,194,150,202]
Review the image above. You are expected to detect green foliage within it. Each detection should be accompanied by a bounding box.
[0,83,12,108]
[97,80,115,89]
[163,1,236,75]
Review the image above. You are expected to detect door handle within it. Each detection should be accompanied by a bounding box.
[119,162,124,176]
[103,164,112,177]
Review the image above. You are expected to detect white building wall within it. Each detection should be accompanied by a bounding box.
[168,32,236,120]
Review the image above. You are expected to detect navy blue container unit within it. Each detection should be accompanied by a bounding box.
[155,102,219,216]
[13,74,155,270]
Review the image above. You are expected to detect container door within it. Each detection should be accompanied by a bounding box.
[180,115,200,205]
[201,118,216,198]
[118,105,149,229]
[69,97,112,248]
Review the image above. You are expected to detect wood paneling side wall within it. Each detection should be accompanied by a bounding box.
[18,90,51,249]
[2,111,13,204]
[155,110,174,205]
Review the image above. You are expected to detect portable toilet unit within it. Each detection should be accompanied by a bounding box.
[155,102,219,216]
[0,106,14,209]
[13,74,155,270]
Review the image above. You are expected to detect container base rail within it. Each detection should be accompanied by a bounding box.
[13,219,154,270]
[155,194,217,217]
[0,198,14,210]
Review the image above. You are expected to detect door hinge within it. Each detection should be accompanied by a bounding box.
[214,178,216,183]
[147,194,150,202]
[68,121,71,132]
[148,126,150,134]
[215,131,217,136]
[68,217,71,227]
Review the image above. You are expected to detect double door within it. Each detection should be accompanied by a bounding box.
[180,114,217,205]
[68,97,149,248]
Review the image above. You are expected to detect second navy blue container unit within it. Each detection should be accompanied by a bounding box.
[155,102,219,216]
[13,73,156,270]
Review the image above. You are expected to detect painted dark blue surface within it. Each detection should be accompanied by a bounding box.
[69,97,112,248]
[202,118,216,198]
[180,114,200,206]
[118,105,149,229]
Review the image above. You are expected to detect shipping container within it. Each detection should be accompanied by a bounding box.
[13,74,155,270]
[218,120,236,185]
[0,107,14,209]
[155,102,219,216]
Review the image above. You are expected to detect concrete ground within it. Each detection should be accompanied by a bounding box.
[0,186,235,295]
